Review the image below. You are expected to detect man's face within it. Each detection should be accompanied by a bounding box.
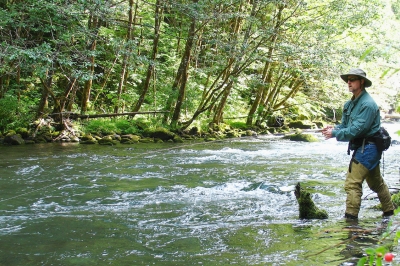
[347,75,363,94]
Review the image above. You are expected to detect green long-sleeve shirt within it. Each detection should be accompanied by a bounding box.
[332,90,380,142]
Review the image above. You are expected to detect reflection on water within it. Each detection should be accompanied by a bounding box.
[0,123,399,265]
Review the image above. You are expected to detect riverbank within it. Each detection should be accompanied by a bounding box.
[0,117,325,146]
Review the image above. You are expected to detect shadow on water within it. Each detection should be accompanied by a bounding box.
[0,123,399,265]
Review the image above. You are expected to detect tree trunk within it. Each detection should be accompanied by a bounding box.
[212,81,233,124]
[211,0,256,125]
[114,0,135,113]
[132,0,163,116]
[246,4,284,125]
[166,3,197,127]
[37,70,62,126]
[36,77,51,119]
[81,40,96,115]
[81,14,100,115]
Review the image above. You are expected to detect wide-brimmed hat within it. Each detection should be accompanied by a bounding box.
[340,68,372,87]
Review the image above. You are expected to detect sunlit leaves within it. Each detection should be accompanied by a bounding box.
[0,0,399,126]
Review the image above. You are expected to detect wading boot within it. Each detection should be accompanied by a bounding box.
[344,213,358,220]
[382,210,394,217]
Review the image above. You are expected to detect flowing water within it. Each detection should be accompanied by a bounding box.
[0,123,399,266]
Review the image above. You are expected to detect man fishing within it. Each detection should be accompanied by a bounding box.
[321,68,394,220]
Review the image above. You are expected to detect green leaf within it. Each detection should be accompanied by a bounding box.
[359,46,374,61]
[375,246,387,254]
[357,257,366,266]
[380,68,390,79]
[365,248,376,255]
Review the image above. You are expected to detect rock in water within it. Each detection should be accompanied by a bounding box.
[294,182,328,219]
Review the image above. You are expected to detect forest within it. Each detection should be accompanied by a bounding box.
[1,0,400,135]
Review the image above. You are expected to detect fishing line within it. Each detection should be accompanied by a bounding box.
[0,137,256,204]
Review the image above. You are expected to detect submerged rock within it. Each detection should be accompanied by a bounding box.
[283,133,319,142]
[294,182,328,219]
[3,134,25,145]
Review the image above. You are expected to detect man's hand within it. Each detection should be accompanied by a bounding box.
[322,125,334,139]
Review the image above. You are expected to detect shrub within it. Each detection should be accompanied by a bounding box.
[84,119,118,135]
[0,95,34,132]
[227,121,249,130]
[115,119,139,134]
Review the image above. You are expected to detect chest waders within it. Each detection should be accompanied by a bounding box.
[344,144,394,219]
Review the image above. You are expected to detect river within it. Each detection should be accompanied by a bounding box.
[0,123,399,265]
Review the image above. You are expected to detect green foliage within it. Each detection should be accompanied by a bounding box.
[226,121,249,130]
[391,192,400,206]
[0,95,18,131]
[83,118,144,135]
[83,119,118,135]
[357,246,388,266]
[392,0,400,20]
[0,95,34,132]
[1,0,399,133]
[115,119,139,134]
[357,207,399,265]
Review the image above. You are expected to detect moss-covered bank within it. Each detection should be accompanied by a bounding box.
[0,117,325,146]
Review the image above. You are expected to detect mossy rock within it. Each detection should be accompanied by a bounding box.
[111,134,121,141]
[173,135,184,143]
[182,135,195,140]
[226,130,240,138]
[120,134,140,143]
[16,128,30,138]
[245,130,257,137]
[120,139,137,144]
[3,134,25,145]
[294,183,328,219]
[209,131,225,139]
[283,133,319,142]
[209,122,232,133]
[154,138,164,143]
[139,137,154,143]
[81,134,96,141]
[70,137,80,142]
[288,120,316,129]
[144,127,175,141]
[34,136,48,143]
[121,134,140,140]
[267,127,278,134]
[5,130,17,136]
[36,133,53,142]
[98,136,119,145]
